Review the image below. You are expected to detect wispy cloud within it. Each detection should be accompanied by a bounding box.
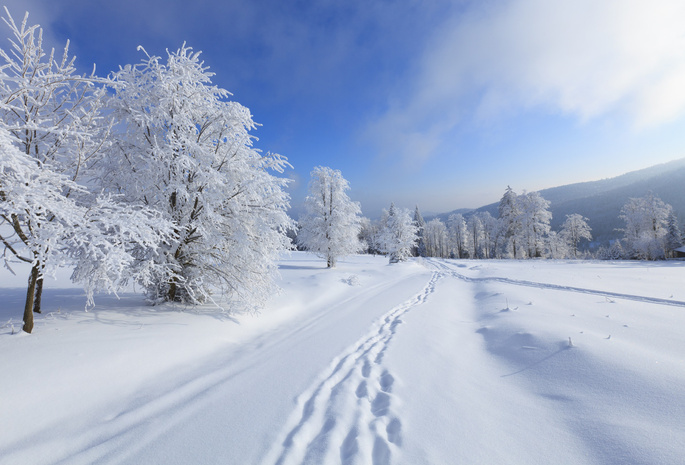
[370,0,685,164]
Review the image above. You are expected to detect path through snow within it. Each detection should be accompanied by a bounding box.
[2,253,685,464]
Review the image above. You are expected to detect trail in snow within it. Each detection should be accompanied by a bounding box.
[262,272,442,465]
[425,258,685,308]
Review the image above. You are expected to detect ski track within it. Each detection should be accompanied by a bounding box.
[425,258,685,308]
[262,272,442,465]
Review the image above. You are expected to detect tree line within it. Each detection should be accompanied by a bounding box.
[296,171,683,266]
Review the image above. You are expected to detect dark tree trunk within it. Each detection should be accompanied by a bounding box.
[33,275,44,314]
[167,280,177,302]
[22,264,40,333]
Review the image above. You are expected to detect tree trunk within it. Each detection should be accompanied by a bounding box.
[33,274,44,314]
[167,280,177,302]
[22,264,40,333]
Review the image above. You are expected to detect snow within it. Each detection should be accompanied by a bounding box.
[2,253,685,464]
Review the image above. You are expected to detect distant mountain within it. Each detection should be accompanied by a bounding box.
[428,208,473,223]
[440,158,685,246]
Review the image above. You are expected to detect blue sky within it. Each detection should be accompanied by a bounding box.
[6,0,685,217]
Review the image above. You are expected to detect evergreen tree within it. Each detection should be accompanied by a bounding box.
[412,205,427,257]
[378,203,418,263]
[665,211,682,258]
[498,186,521,258]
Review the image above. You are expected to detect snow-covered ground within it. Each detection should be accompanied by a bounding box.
[1,252,684,464]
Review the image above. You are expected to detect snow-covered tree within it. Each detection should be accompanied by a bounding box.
[412,205,427,257]
[498,186,521,258]
[378,203,418,263]
[597,240,624,260]
[104,44,292,305]
[423,218,449,258]
[297,167,362,267]
[560,214,592,258]
[620,192,671,260]
[0,10,169,333]
[359,217,382,255]
[447,213,469,258]
[518,191,552,258]
[477,211,499,259]
[546,231,569,259]
[665,211,682,258]
[467,214,484,259]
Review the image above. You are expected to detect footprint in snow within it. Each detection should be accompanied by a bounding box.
[380,371,395,393]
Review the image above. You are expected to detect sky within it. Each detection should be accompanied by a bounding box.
[4,0,685,217]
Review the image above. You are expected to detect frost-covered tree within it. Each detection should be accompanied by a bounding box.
[467,214,484,259]
[104,45,292,305]
[359,217,382,255]
[0,10,168,333]
[561,214,592,258]
[378,203,418,263]
[477,211,498,259]
[620,192,671,260]
[546,231,568,259]
[297,167,362,268]
[412,205,427,257]
[597,240,624,260]
[665,211,682,258]
[518,191,552,258]
[423,218,449,258]
[447,213,469,258]
[498,186,521,258]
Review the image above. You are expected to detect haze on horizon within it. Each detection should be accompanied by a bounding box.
[6,0,685,216]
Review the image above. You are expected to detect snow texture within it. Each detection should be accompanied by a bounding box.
[2,253,685,464]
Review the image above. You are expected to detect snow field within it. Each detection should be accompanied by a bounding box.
[2,253,685,464]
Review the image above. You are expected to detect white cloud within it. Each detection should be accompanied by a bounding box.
[371,0,685,163]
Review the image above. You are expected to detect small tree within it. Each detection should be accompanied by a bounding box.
[561,214,592,258]
[412,205,427,257]
[297,167,362,268]
[378,203,418,263]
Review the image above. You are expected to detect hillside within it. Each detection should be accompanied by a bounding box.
[437,158,685,245]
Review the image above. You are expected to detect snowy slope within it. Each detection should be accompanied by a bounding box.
[1,253,684,464]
